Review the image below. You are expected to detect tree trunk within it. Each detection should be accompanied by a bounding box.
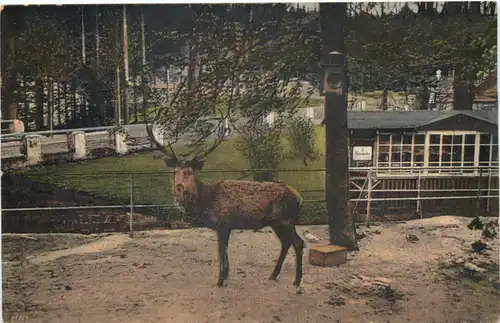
[56,82,62,126]
[416,85,430,110]
[470,1,481,15]
[122,5,130,125]
[140,7,148,124]
[71,80,77,123]
[35,78,44,130]
[23,78,29,129]
[47,78,54,132]
[381,87,389,110]
[426,2,434,13]
[453,65,473,110]
[64,82,69,126]
[1,6,22,121]
[133,72,138,123]
[320,3,357,250]
[490,2,496,15]
[447,2,465,15]
[418,2,426,14]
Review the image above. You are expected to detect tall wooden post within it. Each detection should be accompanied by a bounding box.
[140,7,148,121]
[320,3,357,250]
[122,5,130,124]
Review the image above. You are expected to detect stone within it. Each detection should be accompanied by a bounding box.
[24,135,42,165]
[111,131,128,155]
[373,277,392,287]
[68,131,87,160]
[309,244,347,266]
[406,234,419,242]
[304,232,321,243]
[9,119,25,133]
[463,262,486,273]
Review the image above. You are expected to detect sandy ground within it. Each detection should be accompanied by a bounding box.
[3,216,500,323]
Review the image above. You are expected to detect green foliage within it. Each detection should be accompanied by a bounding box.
[16,12,78,80]
[285,115,320,166]
[20,126,329,224]
[146,4,316,163]
[235,124,284,182]
[346,4,497,98]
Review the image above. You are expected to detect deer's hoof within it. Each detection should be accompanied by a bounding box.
[214,280,225,288]
[268,275,278,281]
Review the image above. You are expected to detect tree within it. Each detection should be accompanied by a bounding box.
[345,2,496,111]
[142,5,316,168]
[15,9,77,129]
[320,3,358,250]
[1,6,25,121]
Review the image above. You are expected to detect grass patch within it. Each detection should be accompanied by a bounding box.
[21,127,328,224]
[360,90,406,99]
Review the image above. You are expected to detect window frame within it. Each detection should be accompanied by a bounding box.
[374,131,497,175]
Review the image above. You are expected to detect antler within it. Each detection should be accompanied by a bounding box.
[142,97,179,164]
[189,112,229,163]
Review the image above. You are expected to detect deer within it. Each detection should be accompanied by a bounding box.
[144,121,305,289]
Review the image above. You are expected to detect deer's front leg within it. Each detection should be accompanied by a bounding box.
[216,228,231,287]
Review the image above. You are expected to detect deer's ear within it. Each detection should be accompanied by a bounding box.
[189,160,205,171]
[164,158,178,168]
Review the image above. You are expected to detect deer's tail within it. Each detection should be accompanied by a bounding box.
[286,184,304,210]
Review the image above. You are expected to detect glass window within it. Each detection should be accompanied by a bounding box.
[379,135,390,145]
[480,134,491,146]
[430,135,440,145]
[465,134,475,145]
[375,132,495,174]
[441,145,452,167]
[402,135,412,145]
[452,135,462,145]
[414,135,425,145]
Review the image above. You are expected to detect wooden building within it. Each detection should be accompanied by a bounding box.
[346,110,498,220]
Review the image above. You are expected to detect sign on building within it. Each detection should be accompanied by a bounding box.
[352,146,373,161]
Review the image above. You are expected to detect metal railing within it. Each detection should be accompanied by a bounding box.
[2,165,498,234]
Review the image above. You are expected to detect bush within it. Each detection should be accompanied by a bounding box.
[235,122,284,182]
[285,115,320,166]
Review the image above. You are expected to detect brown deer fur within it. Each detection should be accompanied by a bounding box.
[171,165,305,288]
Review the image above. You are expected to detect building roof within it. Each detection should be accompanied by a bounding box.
[347,110,498,130]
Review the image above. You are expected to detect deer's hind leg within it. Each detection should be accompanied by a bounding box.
[216,228,231,287]
[291,227,305,287]
[269,225,292,281]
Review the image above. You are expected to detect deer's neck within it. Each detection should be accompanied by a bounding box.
[183,176,206,218]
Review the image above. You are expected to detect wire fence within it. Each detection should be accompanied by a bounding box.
[2,166,498,234]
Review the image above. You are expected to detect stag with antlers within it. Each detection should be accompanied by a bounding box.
[145,122,305,288]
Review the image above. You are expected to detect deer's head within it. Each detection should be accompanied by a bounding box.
[145,123,224,207]
[163,158,204,206]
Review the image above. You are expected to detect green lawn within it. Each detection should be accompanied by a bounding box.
[22,127,328,224]
[360,90,406,99]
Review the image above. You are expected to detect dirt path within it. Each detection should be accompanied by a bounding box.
[3,216,499,323]
[25,234,131,265]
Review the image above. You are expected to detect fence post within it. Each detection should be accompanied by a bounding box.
[416,173,422,218]
[24,135,42,165]
[475,167,483,218]
[486,167,492,214]
[67,131,87,160]
[366,171,372,224]
[129,173,134,237]
[113,131,129,155]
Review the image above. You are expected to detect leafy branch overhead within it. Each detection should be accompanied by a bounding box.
[144,5,319,164]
